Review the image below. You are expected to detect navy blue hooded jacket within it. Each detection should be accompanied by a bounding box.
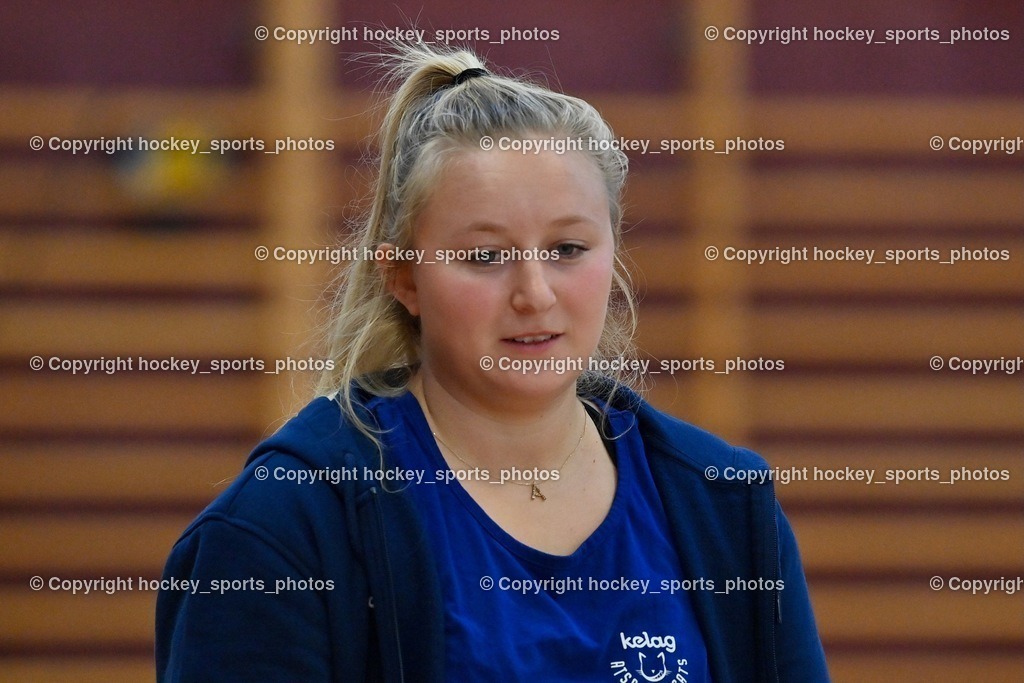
[156,386,830,681]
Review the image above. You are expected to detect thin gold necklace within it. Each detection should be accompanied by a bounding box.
[423,398,587,501]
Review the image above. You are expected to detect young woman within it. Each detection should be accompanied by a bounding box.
[156,44,830,682]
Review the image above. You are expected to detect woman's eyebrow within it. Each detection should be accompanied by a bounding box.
[457,222,505,236]
[455,215,601,235]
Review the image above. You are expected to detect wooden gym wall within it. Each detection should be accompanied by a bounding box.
[0,1,1021,680]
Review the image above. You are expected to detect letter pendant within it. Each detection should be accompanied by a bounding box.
[530,483,546,501]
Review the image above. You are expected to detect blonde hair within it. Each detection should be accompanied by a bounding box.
[317,42,639,440]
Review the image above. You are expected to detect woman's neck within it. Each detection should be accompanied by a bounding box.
[410,372,587,473]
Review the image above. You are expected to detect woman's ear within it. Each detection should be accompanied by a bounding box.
[377,243,420,316]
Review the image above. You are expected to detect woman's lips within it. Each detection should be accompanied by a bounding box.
[502,332,562,352]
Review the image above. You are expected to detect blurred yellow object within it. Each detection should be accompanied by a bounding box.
[116,120,227,210]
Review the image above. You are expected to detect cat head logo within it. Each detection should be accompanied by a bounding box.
[637,651,670,682]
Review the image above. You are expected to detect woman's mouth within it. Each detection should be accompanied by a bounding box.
[503,333,562,348]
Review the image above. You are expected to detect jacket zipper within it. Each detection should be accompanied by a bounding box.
[371,487,406,682]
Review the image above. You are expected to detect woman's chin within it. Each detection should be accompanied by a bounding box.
[481,369,581,405]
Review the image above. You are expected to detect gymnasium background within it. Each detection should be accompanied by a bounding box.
[1,1,1021,680]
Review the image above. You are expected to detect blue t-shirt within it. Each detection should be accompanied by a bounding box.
[369,391,711,682]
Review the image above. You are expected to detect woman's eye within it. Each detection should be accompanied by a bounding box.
[553,243,588,259]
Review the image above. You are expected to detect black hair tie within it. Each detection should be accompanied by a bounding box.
[452,67,488,86]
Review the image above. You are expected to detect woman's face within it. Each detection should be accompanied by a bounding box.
[388,146,615,408]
